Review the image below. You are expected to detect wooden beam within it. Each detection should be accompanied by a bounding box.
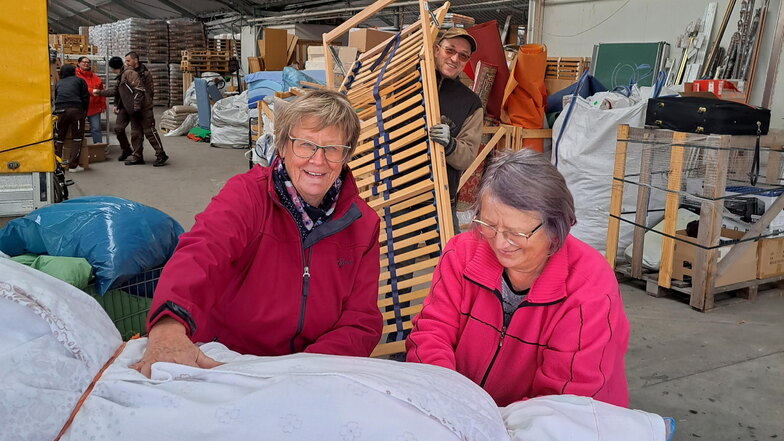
[457,126,507,192]
[690,136,731,311]
[605,124,630,268]
[657,131,687,289]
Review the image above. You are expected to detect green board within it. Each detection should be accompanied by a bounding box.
[590,42,669,89]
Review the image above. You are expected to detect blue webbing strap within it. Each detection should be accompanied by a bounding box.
[371,33,407,340]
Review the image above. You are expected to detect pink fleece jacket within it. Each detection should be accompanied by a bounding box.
[406,231,630,407]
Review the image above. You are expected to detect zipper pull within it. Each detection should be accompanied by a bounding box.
[499,326,507,347]
[303,266,310,278]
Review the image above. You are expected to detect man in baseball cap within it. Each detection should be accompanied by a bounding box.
[429,27,483,234]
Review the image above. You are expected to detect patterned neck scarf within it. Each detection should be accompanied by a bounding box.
[272,156,343,240]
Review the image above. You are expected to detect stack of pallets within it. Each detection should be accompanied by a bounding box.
[180,50,230,73]
[168,19,207,64]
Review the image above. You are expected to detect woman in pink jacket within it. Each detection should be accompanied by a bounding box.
[406,149,630,407]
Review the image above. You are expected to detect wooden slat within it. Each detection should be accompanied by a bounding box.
[690,136,731,310]
[379,216,437,244]
[605,124,630,268]
[379,273,433,295]
[371,340,406,357]
[457,126,506,192]
[377,287,431,308]
[368,180,434,211]
[657,132,687,289]
[380,257,439,281]
[381,232,439,256]
[380,304,423,321]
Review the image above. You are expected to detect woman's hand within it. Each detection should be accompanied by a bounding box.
[131,316,222,378]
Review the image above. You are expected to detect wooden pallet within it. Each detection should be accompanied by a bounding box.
[545,56,590,80]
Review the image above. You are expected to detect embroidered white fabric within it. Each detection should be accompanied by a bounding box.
[0,257,667,441]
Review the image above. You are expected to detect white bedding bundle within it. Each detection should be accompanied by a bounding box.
[0,258,667,441]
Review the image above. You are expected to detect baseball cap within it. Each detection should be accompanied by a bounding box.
[438,27,477,53]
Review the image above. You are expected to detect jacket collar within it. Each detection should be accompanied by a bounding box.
[463,233,570,304]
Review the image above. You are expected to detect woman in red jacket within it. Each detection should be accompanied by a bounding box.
[406,149,630,407]
[75,56,106,144]
[133,90,382,377]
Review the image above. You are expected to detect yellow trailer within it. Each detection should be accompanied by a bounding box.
[0,0,58,215]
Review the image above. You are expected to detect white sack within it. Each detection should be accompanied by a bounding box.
[211,91,250,149]
[552,95,666,257]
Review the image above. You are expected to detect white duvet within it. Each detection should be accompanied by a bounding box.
[0,258,667,441]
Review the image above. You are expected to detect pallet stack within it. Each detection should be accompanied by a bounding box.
[168,63,183,106]
[145,20,169,64]
[181,50,230,73]
[208,38,240,59]
[146,63,170,106]
[49,34,97,54]
[167,19,207,64]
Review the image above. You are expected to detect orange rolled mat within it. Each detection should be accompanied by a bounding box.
[501,44,547,152]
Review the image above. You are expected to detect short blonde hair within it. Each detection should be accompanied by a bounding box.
[273,90,360,161]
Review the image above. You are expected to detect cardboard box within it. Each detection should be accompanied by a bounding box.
[62,138,89,169]
[87,143,107,163]
[757,237,784,279]
[347,28,395,53]
[671,228,757,287]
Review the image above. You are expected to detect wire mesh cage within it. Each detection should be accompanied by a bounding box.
[87,267,162,340]
[607,125,784,310]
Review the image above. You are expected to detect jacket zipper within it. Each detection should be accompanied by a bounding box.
[289,246,312,353]
[480,325,506,387]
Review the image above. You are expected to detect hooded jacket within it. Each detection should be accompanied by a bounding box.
[54,65,89,112]
[406,231,630,407]
[76,67,107,116]
[147,165,383,357]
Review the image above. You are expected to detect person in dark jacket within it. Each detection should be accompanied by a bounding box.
[54,63,89,172]
[133,90,382,378]
[429,28,483,234]
[94,54,168,166]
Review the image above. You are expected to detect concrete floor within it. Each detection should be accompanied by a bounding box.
[17,119,784,440]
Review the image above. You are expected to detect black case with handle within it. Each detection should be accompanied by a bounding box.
[645,96,771,184]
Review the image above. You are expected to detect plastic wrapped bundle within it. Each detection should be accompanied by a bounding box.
[147,63,170,106]
[168,63,183,106]
[167,19,206,63]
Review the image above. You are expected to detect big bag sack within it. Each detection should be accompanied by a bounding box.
[645,96,771,184]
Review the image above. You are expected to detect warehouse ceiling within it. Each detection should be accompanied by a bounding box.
[47,0,527,35]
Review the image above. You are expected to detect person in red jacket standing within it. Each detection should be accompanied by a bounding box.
[406,149,630,408]
[75,56,106,144]
[133,90,382,377]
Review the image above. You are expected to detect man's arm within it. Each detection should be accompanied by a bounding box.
[445,107,483,170]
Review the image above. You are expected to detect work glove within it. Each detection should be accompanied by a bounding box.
[429,123,457,155]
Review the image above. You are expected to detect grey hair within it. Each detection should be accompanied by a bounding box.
[473,149,576,253]
[273,89,360,161]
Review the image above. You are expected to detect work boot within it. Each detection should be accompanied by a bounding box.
[117,152,131,161]
[153,154,169,167]
[124,156,145,165]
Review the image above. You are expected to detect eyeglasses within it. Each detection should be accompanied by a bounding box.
[80,60,91,64]
[288,136,351,163]
[438,44,471,62]
[472,218,543,248]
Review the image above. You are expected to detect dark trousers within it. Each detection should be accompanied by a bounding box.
[54,107,86,167]
[115,108,166,159]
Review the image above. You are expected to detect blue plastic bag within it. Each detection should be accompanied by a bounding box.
[0,196,183,294]
[546,74,607,113]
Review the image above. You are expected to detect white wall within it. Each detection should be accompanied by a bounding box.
[541,0,782,128]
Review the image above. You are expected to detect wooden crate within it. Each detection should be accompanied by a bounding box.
[545,57,590,80]
[605,125,784,311]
